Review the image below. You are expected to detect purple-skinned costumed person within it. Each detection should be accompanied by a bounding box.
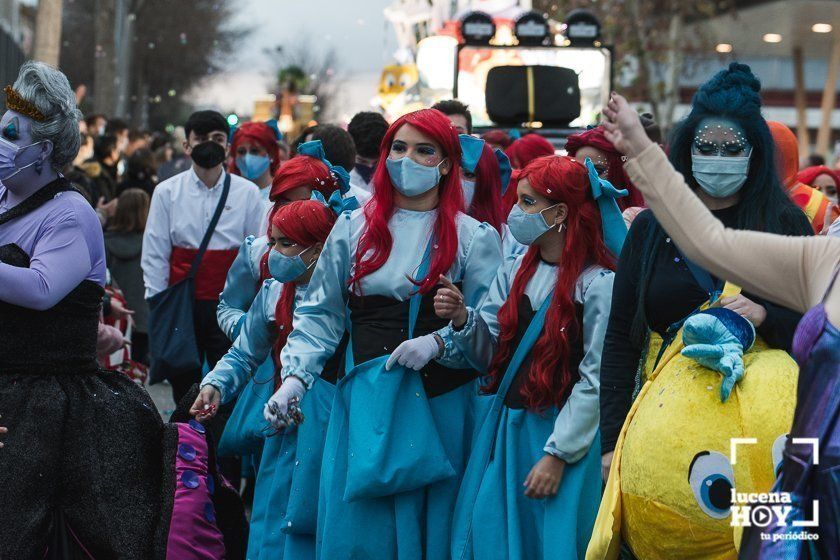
[0,62,246,559]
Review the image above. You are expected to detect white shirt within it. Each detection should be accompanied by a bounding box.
[348,168,373,205]
[141,167,264,298]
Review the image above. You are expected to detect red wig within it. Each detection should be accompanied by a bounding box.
[228,122,281,177]
[797,165,839,190]
[260,155,340,279]
[505,134,554,169]
[469,143,504,233]
[270,200,337,380]
[564,126,644,209]
[483,155,615,410]
[351,108,463,295]
[481,129,513,149]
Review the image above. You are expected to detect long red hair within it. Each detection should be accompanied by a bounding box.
[228,122,281,177]
[483,155,615,410]
[350,109,463,295]
[271,200,336,379]
[505,133,554,169]
[260,155,339,279]
[565,126,644,209]
[468,143,504,233]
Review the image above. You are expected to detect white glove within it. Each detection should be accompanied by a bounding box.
[263,376,306,430]
[385,334,441,371]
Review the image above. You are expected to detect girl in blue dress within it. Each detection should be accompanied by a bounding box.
[439,155,619,560]
[269,108,503,559]
[212,141,351,471]
[191,194,347,559]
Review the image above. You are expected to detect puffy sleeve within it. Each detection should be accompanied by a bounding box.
[544,270,614,463]
[217,236,262,341]
[202,280,277,404]
[279,212,352,389]
[0,202,99,310]
[441,254,518,371]
[436,221,503,368]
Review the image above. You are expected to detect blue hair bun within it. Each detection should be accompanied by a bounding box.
[692,62,762,118]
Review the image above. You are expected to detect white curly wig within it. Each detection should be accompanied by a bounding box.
[11,61,82,169]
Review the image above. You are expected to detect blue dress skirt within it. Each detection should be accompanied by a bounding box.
[246,377,336,560]
[316,380,473,559]
[452,291,602,560]
[456,407,601,560]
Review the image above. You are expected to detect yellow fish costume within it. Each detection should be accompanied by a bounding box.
[587,284,799,560]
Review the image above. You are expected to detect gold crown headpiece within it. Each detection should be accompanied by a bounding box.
[4,86,47,122]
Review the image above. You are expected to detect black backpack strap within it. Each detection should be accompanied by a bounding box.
[188,174,231,279]
[0,179,77,227]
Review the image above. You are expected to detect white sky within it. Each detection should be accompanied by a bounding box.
[191,0,397,120]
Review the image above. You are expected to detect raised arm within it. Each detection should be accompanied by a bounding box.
[444,254,518,372]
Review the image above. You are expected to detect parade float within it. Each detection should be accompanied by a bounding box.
[379,0,613,143]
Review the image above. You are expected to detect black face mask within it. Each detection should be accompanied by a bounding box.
[190,141,226,169]
[354,161,377,184]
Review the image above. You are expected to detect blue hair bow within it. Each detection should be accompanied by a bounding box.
[494,149,512,194]
[310,189,360,216]
[264,119,281,140]
[508,128,522,140]
[297,140,352,195]
[459,134,485,174]
[585,157,628,257]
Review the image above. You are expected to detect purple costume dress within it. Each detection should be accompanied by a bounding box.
[740,267,840,559]
[0,179,245,559]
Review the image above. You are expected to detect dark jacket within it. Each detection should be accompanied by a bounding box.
[104,231,148,333]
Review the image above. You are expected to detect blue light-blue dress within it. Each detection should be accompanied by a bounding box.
[279,207,503,559]
[214,235,274,463]
[203,279,331,559]
[450,256,613,560]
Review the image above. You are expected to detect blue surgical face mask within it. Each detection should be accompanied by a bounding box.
[0,136,42,181]
[462,178,476,209]
[385,156,445,197]
[506,202,560,246]
[268,246,315,283]
[691,152,751,198]
[237,154,271,181]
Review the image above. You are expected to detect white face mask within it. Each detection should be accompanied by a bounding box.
[0,136,42,182]
[691,152,751,198]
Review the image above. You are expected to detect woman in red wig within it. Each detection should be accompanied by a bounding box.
[439,155,616,559]
[193,196,345,560]
[565,125,645,210]
[229,121,281,195]
[271,108,503,557]
[217,140,350,342]
[502,133,555,212]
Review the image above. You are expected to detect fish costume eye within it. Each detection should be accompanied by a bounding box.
[771,434,788,477]
[688,451,734,519]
